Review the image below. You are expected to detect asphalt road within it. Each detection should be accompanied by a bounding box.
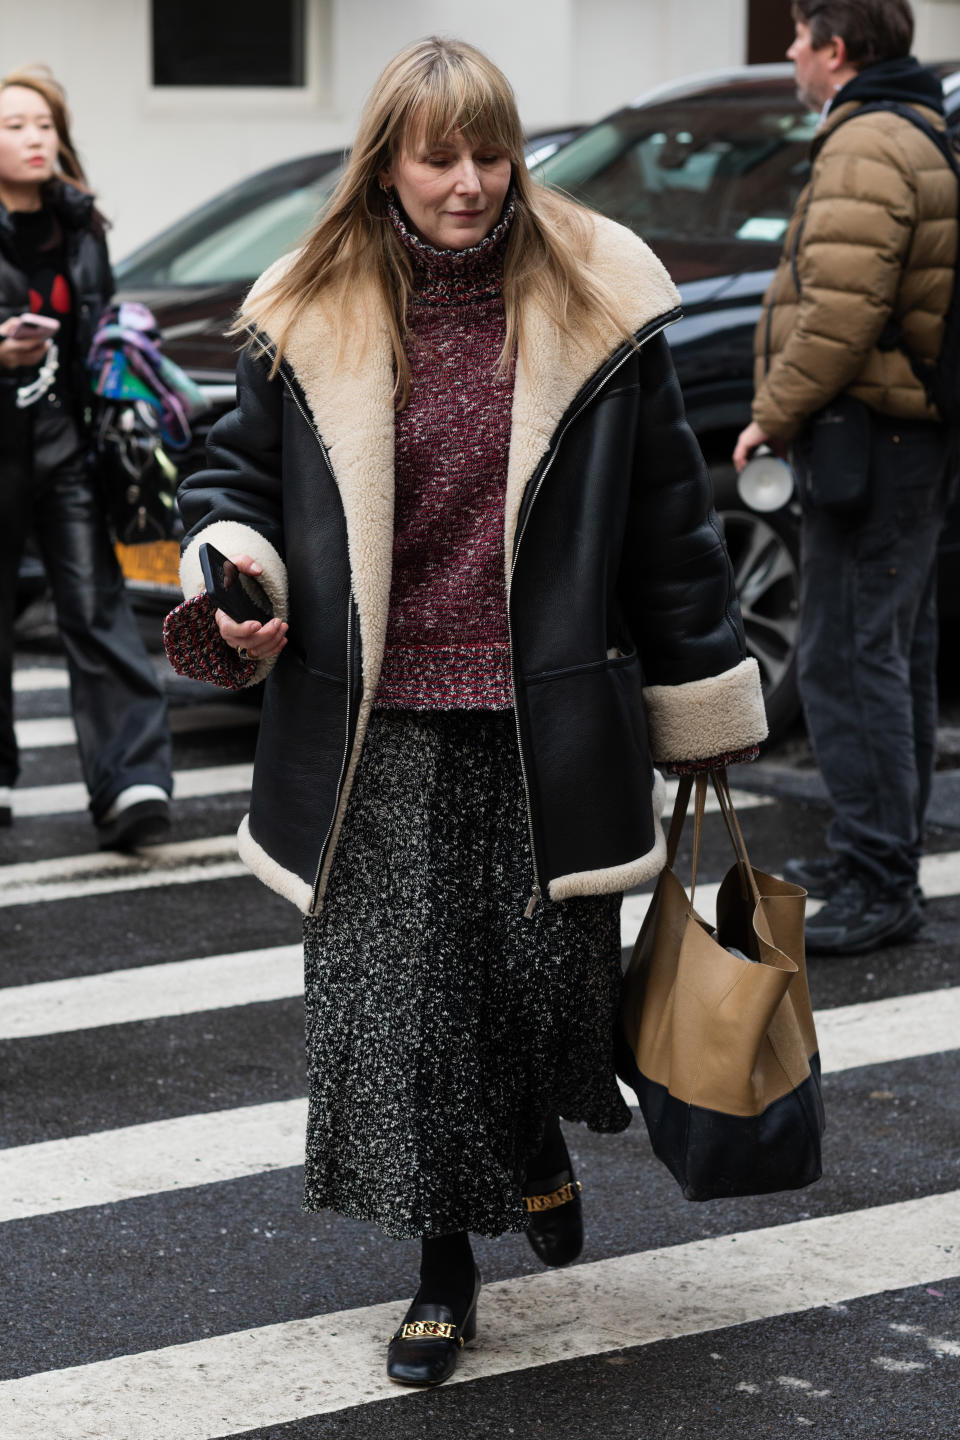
[1,649,959,1439]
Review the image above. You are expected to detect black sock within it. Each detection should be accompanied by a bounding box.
[415,1231,476,1320]
[524,1113,571,1190]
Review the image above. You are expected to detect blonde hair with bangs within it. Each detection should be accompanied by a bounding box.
[246,36,633,407]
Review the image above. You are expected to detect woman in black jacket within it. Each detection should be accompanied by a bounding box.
[0,66,171,844]
[164,38,767,1388]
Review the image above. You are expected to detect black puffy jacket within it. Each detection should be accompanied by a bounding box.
[177,212,767,915]
[0,180,112,419]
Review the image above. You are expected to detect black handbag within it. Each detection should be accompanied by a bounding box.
[93,399,181,545]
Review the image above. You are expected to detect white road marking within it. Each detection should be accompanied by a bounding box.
[662,780,773,815]
[1,1190,958,1437]
[7,764,253,820]
[11,667,68,692]
[0,945,302,1039]
[0,835,247,909]
[4,976,960,1218]
[0,1101,308,1222]
[619,846,960,943]
[14,707,258,749]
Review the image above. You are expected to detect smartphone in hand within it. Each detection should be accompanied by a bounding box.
[4,314,61,340]
[199,542,272,626]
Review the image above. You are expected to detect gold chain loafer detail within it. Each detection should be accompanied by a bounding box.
[386,1268,480,1388]
[523,1168,584,1268]
[396,1320,462,1344]
[524,1179,582,1213]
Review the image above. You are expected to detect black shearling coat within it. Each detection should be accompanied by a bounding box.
[175,213,767,914]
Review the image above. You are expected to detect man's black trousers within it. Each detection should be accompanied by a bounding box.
[797,411,951,894]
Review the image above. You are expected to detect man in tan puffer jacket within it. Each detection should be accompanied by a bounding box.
[734,0,957,957]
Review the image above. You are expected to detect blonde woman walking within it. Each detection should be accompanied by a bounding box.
[164,37,766,1387]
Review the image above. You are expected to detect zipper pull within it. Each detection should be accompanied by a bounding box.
[524,885,543,920]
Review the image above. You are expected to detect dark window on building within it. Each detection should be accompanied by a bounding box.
[748,0,795,64]
[152,0,306,87]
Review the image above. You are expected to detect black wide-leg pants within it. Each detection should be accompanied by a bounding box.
[0,399,172,819]
[796,413,951,893]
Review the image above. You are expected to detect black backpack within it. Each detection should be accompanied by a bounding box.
[827,99,960,426]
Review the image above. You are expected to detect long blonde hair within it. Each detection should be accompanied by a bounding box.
[245,36,632,407]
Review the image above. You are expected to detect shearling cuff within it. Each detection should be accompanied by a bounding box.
[643,658,767,765]
[163,593,258,690]
[179,519,288,685]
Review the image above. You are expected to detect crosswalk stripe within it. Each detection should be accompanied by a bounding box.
[11,667,69,693]
[0,859,249,909]
[7,764,253,821]
[0,835,246,909]
[0,1100,308,1221]
[3,978,958,1220]
[0,945,303,1038]
[619,845,960,940]
[2,900,959,1084]
[2,1188,958,1436]
[14,706,258,749]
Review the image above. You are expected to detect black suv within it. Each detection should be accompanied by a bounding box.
[112,69,960,734]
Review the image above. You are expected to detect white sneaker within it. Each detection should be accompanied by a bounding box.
[97,784,170,851]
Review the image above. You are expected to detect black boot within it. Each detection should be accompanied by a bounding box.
[804,870,924,956]
[386,1233,480,1388]
[523,1115,583,1268]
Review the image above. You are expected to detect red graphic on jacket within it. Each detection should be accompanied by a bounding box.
[29,271,71,316]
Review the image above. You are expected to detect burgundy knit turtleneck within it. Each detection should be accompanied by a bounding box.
[373,201,516,711]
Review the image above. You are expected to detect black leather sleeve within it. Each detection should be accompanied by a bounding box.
[619,333,747,686]
[178,348,286,558]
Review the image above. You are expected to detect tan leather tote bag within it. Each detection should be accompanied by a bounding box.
[618,771,824,1200]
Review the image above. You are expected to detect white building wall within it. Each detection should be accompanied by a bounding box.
[1,0,749,258]
[3,0,959,260]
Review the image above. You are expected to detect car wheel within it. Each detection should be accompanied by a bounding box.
[715,499,802,743]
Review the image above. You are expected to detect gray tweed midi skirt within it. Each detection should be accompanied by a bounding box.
[301,708,632,1240]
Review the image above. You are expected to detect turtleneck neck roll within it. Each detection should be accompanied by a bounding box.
[374,200,517,712]
[387,197,515,305]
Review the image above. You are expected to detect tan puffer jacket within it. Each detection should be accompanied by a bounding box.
[752,100,957,440]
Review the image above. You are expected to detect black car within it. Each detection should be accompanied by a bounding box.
[109,73,959,734]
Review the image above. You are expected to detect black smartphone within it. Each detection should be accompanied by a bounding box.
[198,542,272,625]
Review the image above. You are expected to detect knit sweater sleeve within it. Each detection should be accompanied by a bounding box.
[162,592,258,690]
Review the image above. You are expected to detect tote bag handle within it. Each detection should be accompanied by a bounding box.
[663,770,761,910]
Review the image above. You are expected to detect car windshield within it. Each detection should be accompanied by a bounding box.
[116,160,344,287]
[535,94,819,262]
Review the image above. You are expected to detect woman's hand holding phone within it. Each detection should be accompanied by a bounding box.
[211,553,288,661]
[0,314,56,370]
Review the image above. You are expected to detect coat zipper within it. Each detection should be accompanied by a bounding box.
[273,361,358,913]
[509,312,678,917]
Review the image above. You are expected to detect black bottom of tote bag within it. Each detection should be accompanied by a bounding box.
[626,1055,824,1201]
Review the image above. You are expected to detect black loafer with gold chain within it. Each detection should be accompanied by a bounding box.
[386,1268,480,1387]
[523,1169,583,1267]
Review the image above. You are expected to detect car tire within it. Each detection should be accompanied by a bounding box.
[710,465,802,744]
